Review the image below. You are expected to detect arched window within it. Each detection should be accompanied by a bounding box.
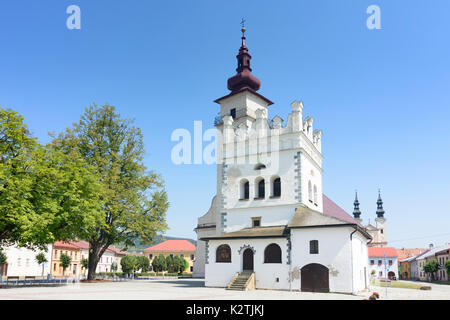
[255,178,265,199]
[310,240,319,254]
[264,244,282,263]
[308,181,312,202]
[313,185,318,205]
[254,163,266,170]
[240,179,249,200]
[272,177,281,197]
[216,244,231,263]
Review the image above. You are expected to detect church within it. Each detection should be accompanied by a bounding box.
[193,27,372,293]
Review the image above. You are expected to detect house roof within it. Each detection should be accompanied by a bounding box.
[420,244,450,260]
[143,240,196,252]
[396,248,428,261]
[53,241,81,250]
[368,247,398,258]
[322,194,363,228]
[201,226,288,241]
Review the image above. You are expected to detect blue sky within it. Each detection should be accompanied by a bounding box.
[1,1,449,248]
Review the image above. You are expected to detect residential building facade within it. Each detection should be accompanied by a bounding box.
[144,240,196,273]
[368,247,398,280]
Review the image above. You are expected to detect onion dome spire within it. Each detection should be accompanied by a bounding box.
[353,191,361,219]
[376,189,385,218]
[227,27,261,93]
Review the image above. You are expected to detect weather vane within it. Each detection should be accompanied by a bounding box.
[240,18,246,29]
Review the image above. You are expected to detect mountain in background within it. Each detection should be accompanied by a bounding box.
[118,235,197,253]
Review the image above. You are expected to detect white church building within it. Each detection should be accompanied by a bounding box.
[193,27,372,293]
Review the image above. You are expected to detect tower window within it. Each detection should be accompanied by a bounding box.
[308,181,312,202]
[240,179,249,200]
[255,178,265,199]
[230,108,236,119]
[272,177,281,197]
[313,185,318,205]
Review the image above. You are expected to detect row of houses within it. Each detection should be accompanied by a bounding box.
[0,240,127,278]
[367,245,450,283]
[399,244,450,281]
[0,239,198,278]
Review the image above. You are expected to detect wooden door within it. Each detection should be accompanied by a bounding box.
[301,263,329,292]
[243,249,254,271]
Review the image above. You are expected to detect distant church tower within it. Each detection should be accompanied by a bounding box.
[353,190,388,247]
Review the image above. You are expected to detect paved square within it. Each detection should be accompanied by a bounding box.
[0,279,449,300]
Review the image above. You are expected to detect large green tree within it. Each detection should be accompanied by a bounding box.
[52,104,169,280]
[0,108,104,249]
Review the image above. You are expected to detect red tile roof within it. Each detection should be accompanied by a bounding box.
[144,240,196,252]
[369,247,398,258]
[396,248,428,261]
[53,241,80,250]
[322,194,363,227]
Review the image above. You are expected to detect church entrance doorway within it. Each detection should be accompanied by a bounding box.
[301,263,329,292]
[388,271,395,280]
[243,248,254,271]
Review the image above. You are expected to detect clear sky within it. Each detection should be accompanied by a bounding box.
[1,1,449,248]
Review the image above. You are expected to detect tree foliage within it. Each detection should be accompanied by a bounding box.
[152,254,166,273]
[445,260,450,277]
[0,250,7,265]
[0,107,104,249]
[60,253,71,276]
[52,104,169,279]
[424,260,440,280]
[81,258,89,270]
[35,252,47,264]
[120,255,139,275]
[137,255,150,273]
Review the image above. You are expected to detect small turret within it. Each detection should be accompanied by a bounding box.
[353,191,361,219]
[376,190,385,218]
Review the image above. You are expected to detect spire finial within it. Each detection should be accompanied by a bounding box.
[226,20,262,93]
[353,190,361,219]
[376,189,385,218]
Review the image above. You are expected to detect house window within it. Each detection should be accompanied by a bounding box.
[230,108,236,119]
[389,260,393,266]
[180,254,184,258]
[378,260,382,266]
[272,177,281,197]
[190,266,193,272]
[216,244,231,263]
[190,254,195,260]
[149,254,153,259]
[252,217,261,228]
[379,271,383,277]
[309,240,319,254]
[264,244,282,263]
[370,260,375,265]
[170,254,174,258]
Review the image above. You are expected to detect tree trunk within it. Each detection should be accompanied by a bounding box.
[87,248,101,280]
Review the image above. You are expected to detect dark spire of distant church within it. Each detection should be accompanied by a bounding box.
[353,191,361,219]
[376,189,385,218]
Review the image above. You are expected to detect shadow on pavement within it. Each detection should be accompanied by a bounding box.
[151,280,205,288]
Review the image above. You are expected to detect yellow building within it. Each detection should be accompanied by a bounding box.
[51,242,81,278]
[399,258,412,280]
[143,240,196,273]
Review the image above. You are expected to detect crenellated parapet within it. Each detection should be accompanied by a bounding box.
[220,100,322,163]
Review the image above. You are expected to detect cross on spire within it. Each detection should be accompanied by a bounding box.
[240,18,246,29]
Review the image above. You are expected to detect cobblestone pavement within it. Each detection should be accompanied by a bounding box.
[0,279,448,300]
